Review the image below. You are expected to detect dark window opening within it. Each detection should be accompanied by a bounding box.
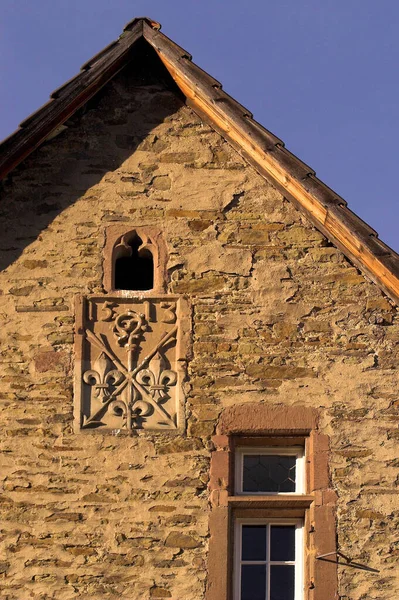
[114,234,154,290]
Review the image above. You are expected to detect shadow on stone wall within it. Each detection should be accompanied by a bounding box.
[0,41,184,272]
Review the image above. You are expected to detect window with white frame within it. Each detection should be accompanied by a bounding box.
[234,519,303,600]
[235,447,305,495]
[232,444,306,600]
[207,409,334,600]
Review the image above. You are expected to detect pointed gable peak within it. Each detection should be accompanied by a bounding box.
[1,17,399,305]
[123,17,161,31]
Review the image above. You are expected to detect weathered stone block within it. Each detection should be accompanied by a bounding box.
[164,532,201,549]
[9,285,34,296]
[150,586,172,598]
[34,350,69,373]
[152,175,171,190]
[245,364,315,379]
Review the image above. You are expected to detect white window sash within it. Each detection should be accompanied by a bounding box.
[235,446,305,495]
[233,518,304,600]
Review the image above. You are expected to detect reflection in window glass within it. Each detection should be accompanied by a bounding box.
[242,526,267,561]
[243,454,296,493]
[270,526,295,561]
[241,565,266,600]
[237,522,300,600]
[270,565,295,600]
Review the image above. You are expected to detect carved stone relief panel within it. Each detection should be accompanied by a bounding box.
[74,295,189,432]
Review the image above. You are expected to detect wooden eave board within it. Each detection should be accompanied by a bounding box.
[0,17,398,306]
[142,22,399,306]
[0,20,144,179]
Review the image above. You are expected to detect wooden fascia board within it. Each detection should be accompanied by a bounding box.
[1,18,397,304]
[143,25,399,305]
[0,23,143,180]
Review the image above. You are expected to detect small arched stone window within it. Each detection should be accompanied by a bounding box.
[114,232,154,291]
[103,226,167,293]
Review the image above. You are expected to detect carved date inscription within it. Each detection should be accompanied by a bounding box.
[74,296,186,431]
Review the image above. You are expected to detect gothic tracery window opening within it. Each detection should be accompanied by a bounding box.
[114,232,154,291]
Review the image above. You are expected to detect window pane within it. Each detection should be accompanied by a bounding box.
[268,456,296,492]
[241,565,267,600]
[243,454,296,493]
[242,525,267,561]
[243,455,276,492]
[270,525,295,561]
[270,565,295,600]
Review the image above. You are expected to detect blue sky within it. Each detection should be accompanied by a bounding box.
[1,1,398,251]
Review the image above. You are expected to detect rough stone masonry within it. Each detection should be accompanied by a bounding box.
[0,55,398,600]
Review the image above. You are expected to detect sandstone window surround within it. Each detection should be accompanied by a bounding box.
[233,446,305,600]
[206,404,338,600]
[103,225,168,294]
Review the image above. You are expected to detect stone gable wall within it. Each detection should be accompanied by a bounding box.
[0,64,398,599]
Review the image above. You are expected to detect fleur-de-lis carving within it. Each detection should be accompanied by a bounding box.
[113,310,147,349]
[135,352,177,403]
[109,399,127,418]
[132,399,153,418]
[83,353,124,403]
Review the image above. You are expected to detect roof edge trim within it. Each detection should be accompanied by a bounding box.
[1,18,398,307]
[143,22,399,306]
[0,21,144,179]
